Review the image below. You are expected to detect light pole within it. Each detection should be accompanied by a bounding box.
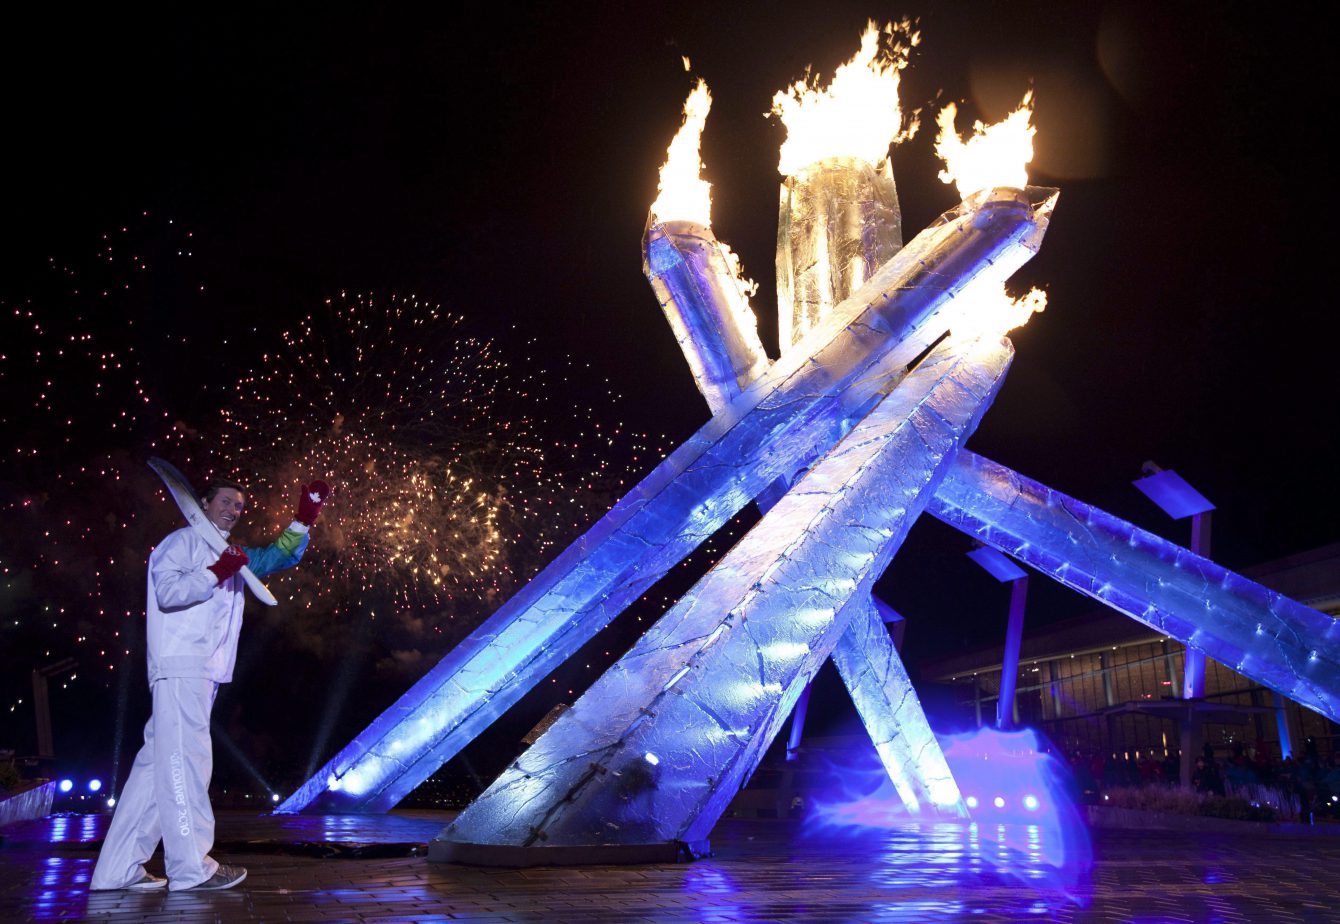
[966,545,1029,729]
[1133,464,1295,765]
[1132,463,1214,698]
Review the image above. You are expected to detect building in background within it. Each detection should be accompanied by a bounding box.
[922,543,1340,762]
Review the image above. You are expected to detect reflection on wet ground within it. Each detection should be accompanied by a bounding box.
[4,811,1339,922]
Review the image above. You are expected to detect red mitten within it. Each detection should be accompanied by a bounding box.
[295,480,331,526]
[207,545,249,585]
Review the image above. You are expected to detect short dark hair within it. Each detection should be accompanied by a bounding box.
[202,480,248,504]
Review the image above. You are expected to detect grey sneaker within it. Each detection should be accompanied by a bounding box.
[187,864,247,891]
[126,872,167,891]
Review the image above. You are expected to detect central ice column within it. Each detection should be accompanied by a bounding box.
[647,182,965,815]
[279,190,1045,815]
[777,156,903,349]
[930,451,1340,721]
[775,156,967,813]
[434,334,1012,862]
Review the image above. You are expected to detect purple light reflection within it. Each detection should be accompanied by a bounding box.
[804,727,1092,904]
[34,856,92,921]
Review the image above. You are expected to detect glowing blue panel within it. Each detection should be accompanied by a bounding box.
[279,191,1046,815]
[1132,469,1215,520]
[871,596,902,625]
[966,546,1028,583]
[435,334,1011,853]
[931,451,1340,721]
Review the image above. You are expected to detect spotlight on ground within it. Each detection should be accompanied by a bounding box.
[58,779,74,793]
[88,779,103,793]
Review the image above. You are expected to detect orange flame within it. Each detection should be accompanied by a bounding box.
[948,281,1046,343]
[934,91,1036,200]
[650,79,713,225]
[771,20,919,176]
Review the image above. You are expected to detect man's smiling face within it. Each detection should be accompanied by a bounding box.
[203,487,246,533]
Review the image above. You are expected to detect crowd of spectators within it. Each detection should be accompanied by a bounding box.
[1064,738,1340,818]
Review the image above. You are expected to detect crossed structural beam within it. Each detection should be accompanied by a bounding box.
[279,188,1045,816]
[279,176,1338,868]
[434,335,1012,862]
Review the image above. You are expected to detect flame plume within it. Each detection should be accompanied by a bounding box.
[935,91,1037,200]
[949,280,1047,343]
[650,79,713,225]
[771,20,920,175]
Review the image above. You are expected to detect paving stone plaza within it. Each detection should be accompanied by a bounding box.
[4,810,1339,922]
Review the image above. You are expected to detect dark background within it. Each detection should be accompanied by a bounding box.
[2,3,1335,799]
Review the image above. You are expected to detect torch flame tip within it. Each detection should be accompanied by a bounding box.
[650,79,714,226]
[948,282,1048,345]
[772,20,920,176]
[935,90,1037,202]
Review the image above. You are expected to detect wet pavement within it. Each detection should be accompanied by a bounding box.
[4,810,1340,922]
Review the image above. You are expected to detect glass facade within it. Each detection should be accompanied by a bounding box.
[945,636,1339,761]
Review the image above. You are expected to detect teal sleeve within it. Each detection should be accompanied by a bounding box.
[272,525,307,558]
[243,528,311,579]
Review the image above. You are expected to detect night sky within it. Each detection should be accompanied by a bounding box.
[3,5,1335,795]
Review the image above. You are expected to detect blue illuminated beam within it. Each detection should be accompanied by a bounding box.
[830,597,963,814]
[645,207,974,817]
[433,334,1011,859]
[643,220,769,417]
[931,451,1340,721]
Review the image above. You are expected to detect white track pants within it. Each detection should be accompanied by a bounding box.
[90,677,221,891]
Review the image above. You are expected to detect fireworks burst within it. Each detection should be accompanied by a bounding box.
[0,212,666,721]
[175,291,642,617]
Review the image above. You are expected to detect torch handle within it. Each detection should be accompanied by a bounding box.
[147,457,279,606]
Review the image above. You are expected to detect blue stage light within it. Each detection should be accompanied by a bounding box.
[1023,794,1039,811]
[107,797,117,808]
[993,796,1006,809]
[58,779,74,793]
[965,795,979,809]
[271,793,280,803]
[88,779,103,792]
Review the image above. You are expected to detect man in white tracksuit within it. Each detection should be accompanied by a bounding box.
[91,477,329,892]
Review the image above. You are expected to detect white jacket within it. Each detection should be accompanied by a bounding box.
[146,524,309,683]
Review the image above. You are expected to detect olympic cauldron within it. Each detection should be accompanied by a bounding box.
[278,59,1340,870]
